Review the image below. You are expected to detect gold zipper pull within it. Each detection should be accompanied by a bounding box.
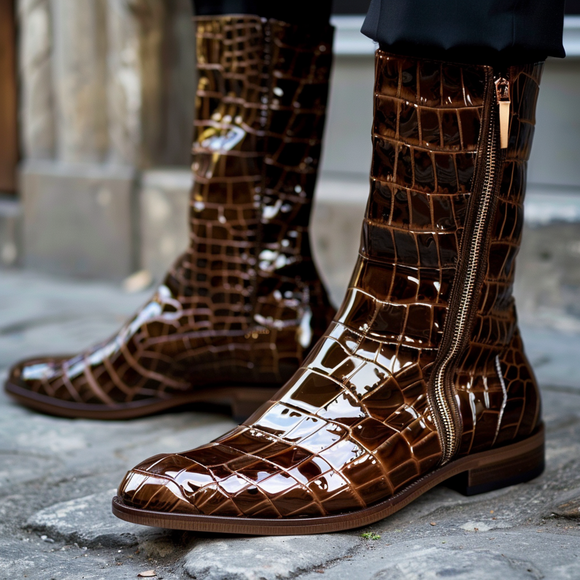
[495,77,511,149]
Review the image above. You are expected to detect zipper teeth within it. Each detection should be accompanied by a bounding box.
[432,74,501,464]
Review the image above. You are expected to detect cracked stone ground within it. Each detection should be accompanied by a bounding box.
[1,270,580,580]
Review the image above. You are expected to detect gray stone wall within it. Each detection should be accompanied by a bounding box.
[16,0,195,279]
[51,0,109,163]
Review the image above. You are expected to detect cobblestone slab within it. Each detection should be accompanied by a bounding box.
[26,490,160,548]
[521,324,580,390]
[183,535,360,580]
[299,533,579,580]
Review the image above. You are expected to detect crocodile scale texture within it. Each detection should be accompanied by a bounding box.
[118,51,544,519]
[5,16,335,415]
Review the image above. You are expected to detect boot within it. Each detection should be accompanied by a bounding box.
[113,51,545,534]
[5,16,335,420]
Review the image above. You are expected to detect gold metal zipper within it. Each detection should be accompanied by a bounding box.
[429,70,510,464]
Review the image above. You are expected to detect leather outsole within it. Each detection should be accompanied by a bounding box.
[4,380,278,421]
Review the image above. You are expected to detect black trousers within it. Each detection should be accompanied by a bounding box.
[362,0,566,63]
[191,0,334,29]
[192,0,565,63]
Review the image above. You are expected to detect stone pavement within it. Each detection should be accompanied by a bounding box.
[1,270,580,580]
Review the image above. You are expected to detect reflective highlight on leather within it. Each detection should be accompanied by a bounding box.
[6,16,335,414]
[118,53,543,519]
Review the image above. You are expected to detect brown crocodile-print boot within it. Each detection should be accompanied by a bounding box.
[113,52,545,534]
[4,16,335,420]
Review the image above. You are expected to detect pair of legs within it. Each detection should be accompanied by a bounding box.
[6,2,565,533]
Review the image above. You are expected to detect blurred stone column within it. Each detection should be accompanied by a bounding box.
[156,0,196,166]
[139,0,196,280]
[106,0,142,165]
[106,0,167,166]
[18,0,56,160]
[51,0,109,162]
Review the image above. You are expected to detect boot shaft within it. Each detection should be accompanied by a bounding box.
[164,16,335,382]
[348,55,541,338]
[176,16,334,327]
[341,52,543,461]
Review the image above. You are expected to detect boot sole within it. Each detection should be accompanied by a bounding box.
[4,380,278,421]
[111,423,545,535]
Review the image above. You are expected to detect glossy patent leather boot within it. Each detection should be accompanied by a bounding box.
[5,16,335,420]
[113,52,545,534]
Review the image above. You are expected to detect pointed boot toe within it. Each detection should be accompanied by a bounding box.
[6,359,29,392]
[118,455,202,516]
[5,356,78,410]
[116,449,261,519]
[7,356,66,388]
